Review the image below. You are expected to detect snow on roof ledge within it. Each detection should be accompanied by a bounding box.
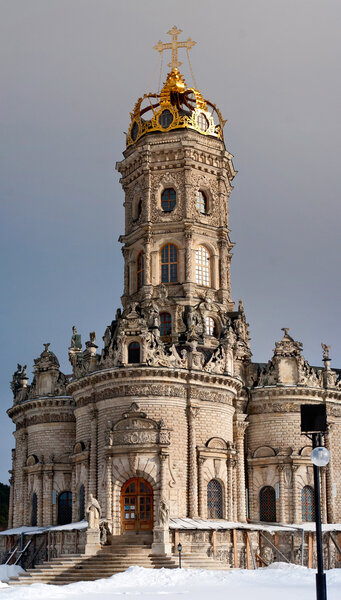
[169,518,341,533]
[0,520,88,536]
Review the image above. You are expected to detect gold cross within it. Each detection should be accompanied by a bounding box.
[154,26,196,70]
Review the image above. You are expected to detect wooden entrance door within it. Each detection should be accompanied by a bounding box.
[121,478,153,532]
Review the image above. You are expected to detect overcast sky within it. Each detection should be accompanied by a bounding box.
[1,0,341,484]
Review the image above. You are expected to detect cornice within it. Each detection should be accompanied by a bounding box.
[7,395,74,420]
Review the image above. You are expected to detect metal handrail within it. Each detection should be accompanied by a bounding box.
[4,545,19,565]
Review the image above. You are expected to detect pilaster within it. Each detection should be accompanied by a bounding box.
[233,416,248,522]
[187,405,199,517]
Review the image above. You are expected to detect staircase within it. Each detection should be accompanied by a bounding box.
[7,535,229,586]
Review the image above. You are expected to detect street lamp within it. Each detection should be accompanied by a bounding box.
[177,542,182,568]
[301,404,329,600]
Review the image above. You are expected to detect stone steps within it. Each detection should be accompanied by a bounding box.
[8,545,228,585]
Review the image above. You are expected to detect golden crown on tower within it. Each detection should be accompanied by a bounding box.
[126,27,227,148]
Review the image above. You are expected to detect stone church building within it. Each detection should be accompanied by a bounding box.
[6,30,341,562]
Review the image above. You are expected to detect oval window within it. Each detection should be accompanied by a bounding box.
[131,122,139,141]
[197,113,209,132]
[159,110,174,129]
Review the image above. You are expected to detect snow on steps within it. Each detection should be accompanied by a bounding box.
[8,546,229,586]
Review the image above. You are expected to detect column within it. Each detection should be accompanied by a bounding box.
[106,455,113,522]
[71,466,77,522]
[227,458,234,520]
[232,459,238,521]
[38,471,44,526]
[121,247,130,298]
[45,472,53,525]
[89,407,98,498]
[234,417,248,522]
[291,465,300,523]
[8,476,14,529]
[23,473,28,525]
[278,465,285,522]
[218,239,228,291]
[187,406,199,517]
[144,228,152,287]
[184,226,193,283]
[324,427,335,523]
[198,457,206,518]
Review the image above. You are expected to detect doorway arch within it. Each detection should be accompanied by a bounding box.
[121,477,153,532]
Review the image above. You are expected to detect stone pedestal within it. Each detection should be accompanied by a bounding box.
[151,526,171,555]
[84,528,101,555]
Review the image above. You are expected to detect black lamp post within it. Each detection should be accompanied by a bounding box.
[301,404,330,600]
[177,542,182,568]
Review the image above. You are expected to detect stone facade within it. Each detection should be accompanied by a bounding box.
[6,63,341,559]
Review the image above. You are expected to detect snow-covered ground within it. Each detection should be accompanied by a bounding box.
[0,564,340,599]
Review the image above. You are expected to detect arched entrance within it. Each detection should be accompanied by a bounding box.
[121,478,153,532]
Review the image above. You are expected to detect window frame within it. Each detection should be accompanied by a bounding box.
[160,243,179,284]
[195,245,210,287]
[128,341,141,364]
[259,486,276,522]
[161,188,176,213]
[160,312,172,337]
[207,479,223,519]
[196,190,208,215]
[205,316,217,337]
[301,485,315,522]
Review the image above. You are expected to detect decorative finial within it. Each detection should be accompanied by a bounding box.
[321,343,331,362]
[43,343,51,352]
[281,327,290,337]
[154,26,196,70]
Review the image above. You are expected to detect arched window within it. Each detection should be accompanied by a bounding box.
[196,190,207,214]
[79,484,85,521]
[207,479,223,518]
[205,316,217,337]
[137,199,142,218]
[128,341,140,364]
[259,486,276,522]
[302,485,315,522]
[31,492,37,526]
[196,246,210,286]
[137,251,144,290]
[161,244,178,284]
[161,188,176,212]
[160,312,172,336]
[57,491,72,525]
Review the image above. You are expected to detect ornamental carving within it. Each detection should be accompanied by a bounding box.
[107,403,171,447]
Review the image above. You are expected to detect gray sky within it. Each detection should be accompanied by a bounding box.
[1,0,341,484]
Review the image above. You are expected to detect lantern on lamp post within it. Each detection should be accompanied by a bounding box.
[301,404,329,600]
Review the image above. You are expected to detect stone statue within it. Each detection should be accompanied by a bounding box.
[89,331,96,344]
[321,343,331,361]
[158,499,169,528]
[86,493,102,530]
[71,326,82,350]
[11,364,28,395]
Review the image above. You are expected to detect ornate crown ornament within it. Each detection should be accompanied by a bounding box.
[126,27,227,148]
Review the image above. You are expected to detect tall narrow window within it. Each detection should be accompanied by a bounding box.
[137,251,144,290]
[79,484,85,521]
[196,190,207,214]
[58,491,72,525]
[196,246,210,286]
[160,312,172,336]
[31,492,37,526]
[128,341,140,364]
[301,485,315,522]
[161,188,176,212]
[259,486,276,522]
[205,316,217,337]
[161,244,178,284]
[207,479,223,518]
